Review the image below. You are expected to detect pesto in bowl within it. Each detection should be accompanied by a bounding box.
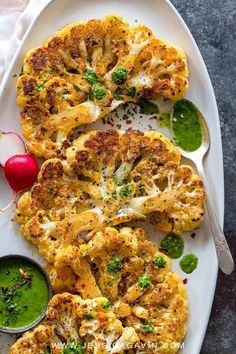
[0,255,51,333]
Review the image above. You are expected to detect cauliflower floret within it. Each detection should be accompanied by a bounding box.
[18,14,189,158]
[9,293,139,354]
[130,161,205,234]
[81,227,187,354]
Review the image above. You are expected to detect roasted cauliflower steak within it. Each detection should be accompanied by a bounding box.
[15,130,205,255]
[17,14,189,158]
[10,228,187,354]
[9,293,139,354]
[46,227,188,354]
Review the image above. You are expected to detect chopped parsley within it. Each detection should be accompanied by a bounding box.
[35,85,44,91]
[112,68,128,85]
[120,184,132,197]
[92,83,106,100]
[102,300,111,309]
[116,209,124,215]
[155,343,162,348]
[111,191,117,200]
[86,312,94,320]
[138,275,151,289]
[85,69,98,85]
[107,256,121,273]
[47,187,55,195]
[141,324,154,333]
[126,86,136,97]
[153,256,166,268]
[122,113,129,120]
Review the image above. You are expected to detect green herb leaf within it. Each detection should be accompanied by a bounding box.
[126,87,136,97]
[141,323,154,332]
[120,184,132,197]
[85,69,99,85]
[138,275,151,289]
[47,187,55,195]
[107,256,121,273]
[111,192,117,200]
[153,256,166,268]
[112,68,128,85]
[86,312,94,320]
[35,85,44,91]
[102,300,111,309]
[92,83,106,100]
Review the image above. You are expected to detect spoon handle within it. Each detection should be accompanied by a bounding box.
[195,161,234,274]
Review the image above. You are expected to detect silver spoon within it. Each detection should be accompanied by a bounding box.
[171,103,234,274]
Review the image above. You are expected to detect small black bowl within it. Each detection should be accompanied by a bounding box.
[0,254,52,334]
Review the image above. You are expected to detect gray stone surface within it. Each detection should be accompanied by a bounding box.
[170,1,236,353]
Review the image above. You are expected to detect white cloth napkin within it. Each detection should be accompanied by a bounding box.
[0,0,50,82]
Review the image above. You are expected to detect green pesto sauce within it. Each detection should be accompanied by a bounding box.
[0,259,49,329]
[138,98,159,115]
[157,112,170,128]
[171,99,203,152]
[180,253,198,274]
[159,234,184,259]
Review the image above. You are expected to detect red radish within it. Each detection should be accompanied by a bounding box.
[5,154,38,192]
[0,132,38,214]
[0,132,26,166]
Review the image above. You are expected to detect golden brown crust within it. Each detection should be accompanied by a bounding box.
[15,129,204,251]
[10,228,187,354]
[13,129,200,353]
[17,14,189,158]
[45,227,188,354]
[9,293,139,354]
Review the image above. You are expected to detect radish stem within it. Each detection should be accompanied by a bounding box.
[0,191,17,214]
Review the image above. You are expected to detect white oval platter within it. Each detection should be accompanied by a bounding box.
[0,0,223,353]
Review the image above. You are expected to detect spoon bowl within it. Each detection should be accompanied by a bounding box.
[178,110,210,161]
[173,103,234,275]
